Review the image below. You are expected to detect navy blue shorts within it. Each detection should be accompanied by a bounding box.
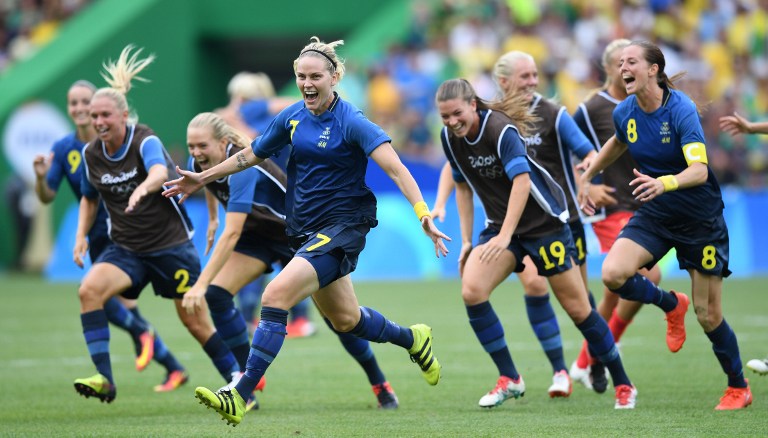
[479,224,577,277]
[568,219,587,266]
[618,210,731,277]
[87,226,111,263]
[234,234,294,273]
[289,223,369,288]
[96,240,201,299]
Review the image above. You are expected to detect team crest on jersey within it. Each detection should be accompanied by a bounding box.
[317,126,331,148]
[660,122,671,144]
[216,190,229,202]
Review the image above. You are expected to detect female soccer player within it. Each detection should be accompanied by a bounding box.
[182,111,398,409]
[436,78,636,410]
[33,80,188,392]
[72,45,240,403]
[432,50,598,398]
[569,39,662,392]
[164,36,448,426]
[218,71,315,338]
[579,40,752,410]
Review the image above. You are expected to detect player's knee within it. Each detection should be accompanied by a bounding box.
[694,306,721,332]
[181,311,212,339]
[78,281,103,305]
[461,282,490,305]
[601,262,631,289]
[326,312,358,333]
[522,275,548,295]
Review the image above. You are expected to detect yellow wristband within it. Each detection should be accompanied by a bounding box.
[413,201,430,221]
[657,175,679,192]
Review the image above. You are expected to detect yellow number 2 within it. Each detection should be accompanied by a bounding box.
[701,245,717,270]
[175,269,191,293]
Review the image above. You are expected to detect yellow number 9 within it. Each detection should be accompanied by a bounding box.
[174,269,191,293]
[68,150,81,174]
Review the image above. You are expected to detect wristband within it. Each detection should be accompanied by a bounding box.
[413,201,431,220]
[657,175,679,192]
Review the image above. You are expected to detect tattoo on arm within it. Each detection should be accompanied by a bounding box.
[236,152,248,169]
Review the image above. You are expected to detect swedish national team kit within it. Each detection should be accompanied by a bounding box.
[613,87,730,276]
[526,94,593,264]
[47,133,110,259]
[441,109,576,276]
[191,144,293,271]
[251,93,386,237]
[82,124,200,298]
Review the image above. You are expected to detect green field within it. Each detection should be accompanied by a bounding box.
[1,274,766,437]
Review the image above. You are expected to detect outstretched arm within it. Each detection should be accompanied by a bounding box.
[163,147,263,203]
[370,142,450,257]
[719,112,768,136]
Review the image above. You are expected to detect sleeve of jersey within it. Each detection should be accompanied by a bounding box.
[186,156,195,172]
[558,110,594,159]
[613,105,629,144]
[80,157,98,200]
[227,169,256,213]
[498,127,530,179]
[346,111,391,155]
[240,100,269,128]
[251,108,293,159]
[674,98,708,166]
[45,141,65,191]
[439,127,465,183]
[139,136,166,169]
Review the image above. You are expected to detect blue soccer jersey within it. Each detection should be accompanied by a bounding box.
[613,88,723,221]
[47,132,109,251]
[188,145,288,242]
[251,93,389,236]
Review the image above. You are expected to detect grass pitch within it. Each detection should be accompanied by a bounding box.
[1,274,766,437]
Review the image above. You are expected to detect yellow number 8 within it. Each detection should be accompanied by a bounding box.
[627,118,638,143]
[701,245,717,270]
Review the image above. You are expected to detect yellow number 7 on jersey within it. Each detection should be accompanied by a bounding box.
[307,233,331,251]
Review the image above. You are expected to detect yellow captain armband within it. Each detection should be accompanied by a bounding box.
[682,142,708,165]
[657,175,679,192]
[414,201,431,221]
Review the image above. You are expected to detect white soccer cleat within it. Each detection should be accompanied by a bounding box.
[478,375,525,408]
[569,360,592,390]
[746,358,768,375]
[548,370,572,398]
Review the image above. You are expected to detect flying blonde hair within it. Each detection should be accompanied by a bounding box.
[93,44,156,124]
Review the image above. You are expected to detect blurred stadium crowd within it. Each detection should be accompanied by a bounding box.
[0,0,90,71]
[3,0,767,187]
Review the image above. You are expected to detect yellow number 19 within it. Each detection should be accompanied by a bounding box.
[538,241,566,270]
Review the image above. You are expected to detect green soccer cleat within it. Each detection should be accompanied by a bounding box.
[408,324,441,385]
[74,373,116,403]
[195,386,246,427]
